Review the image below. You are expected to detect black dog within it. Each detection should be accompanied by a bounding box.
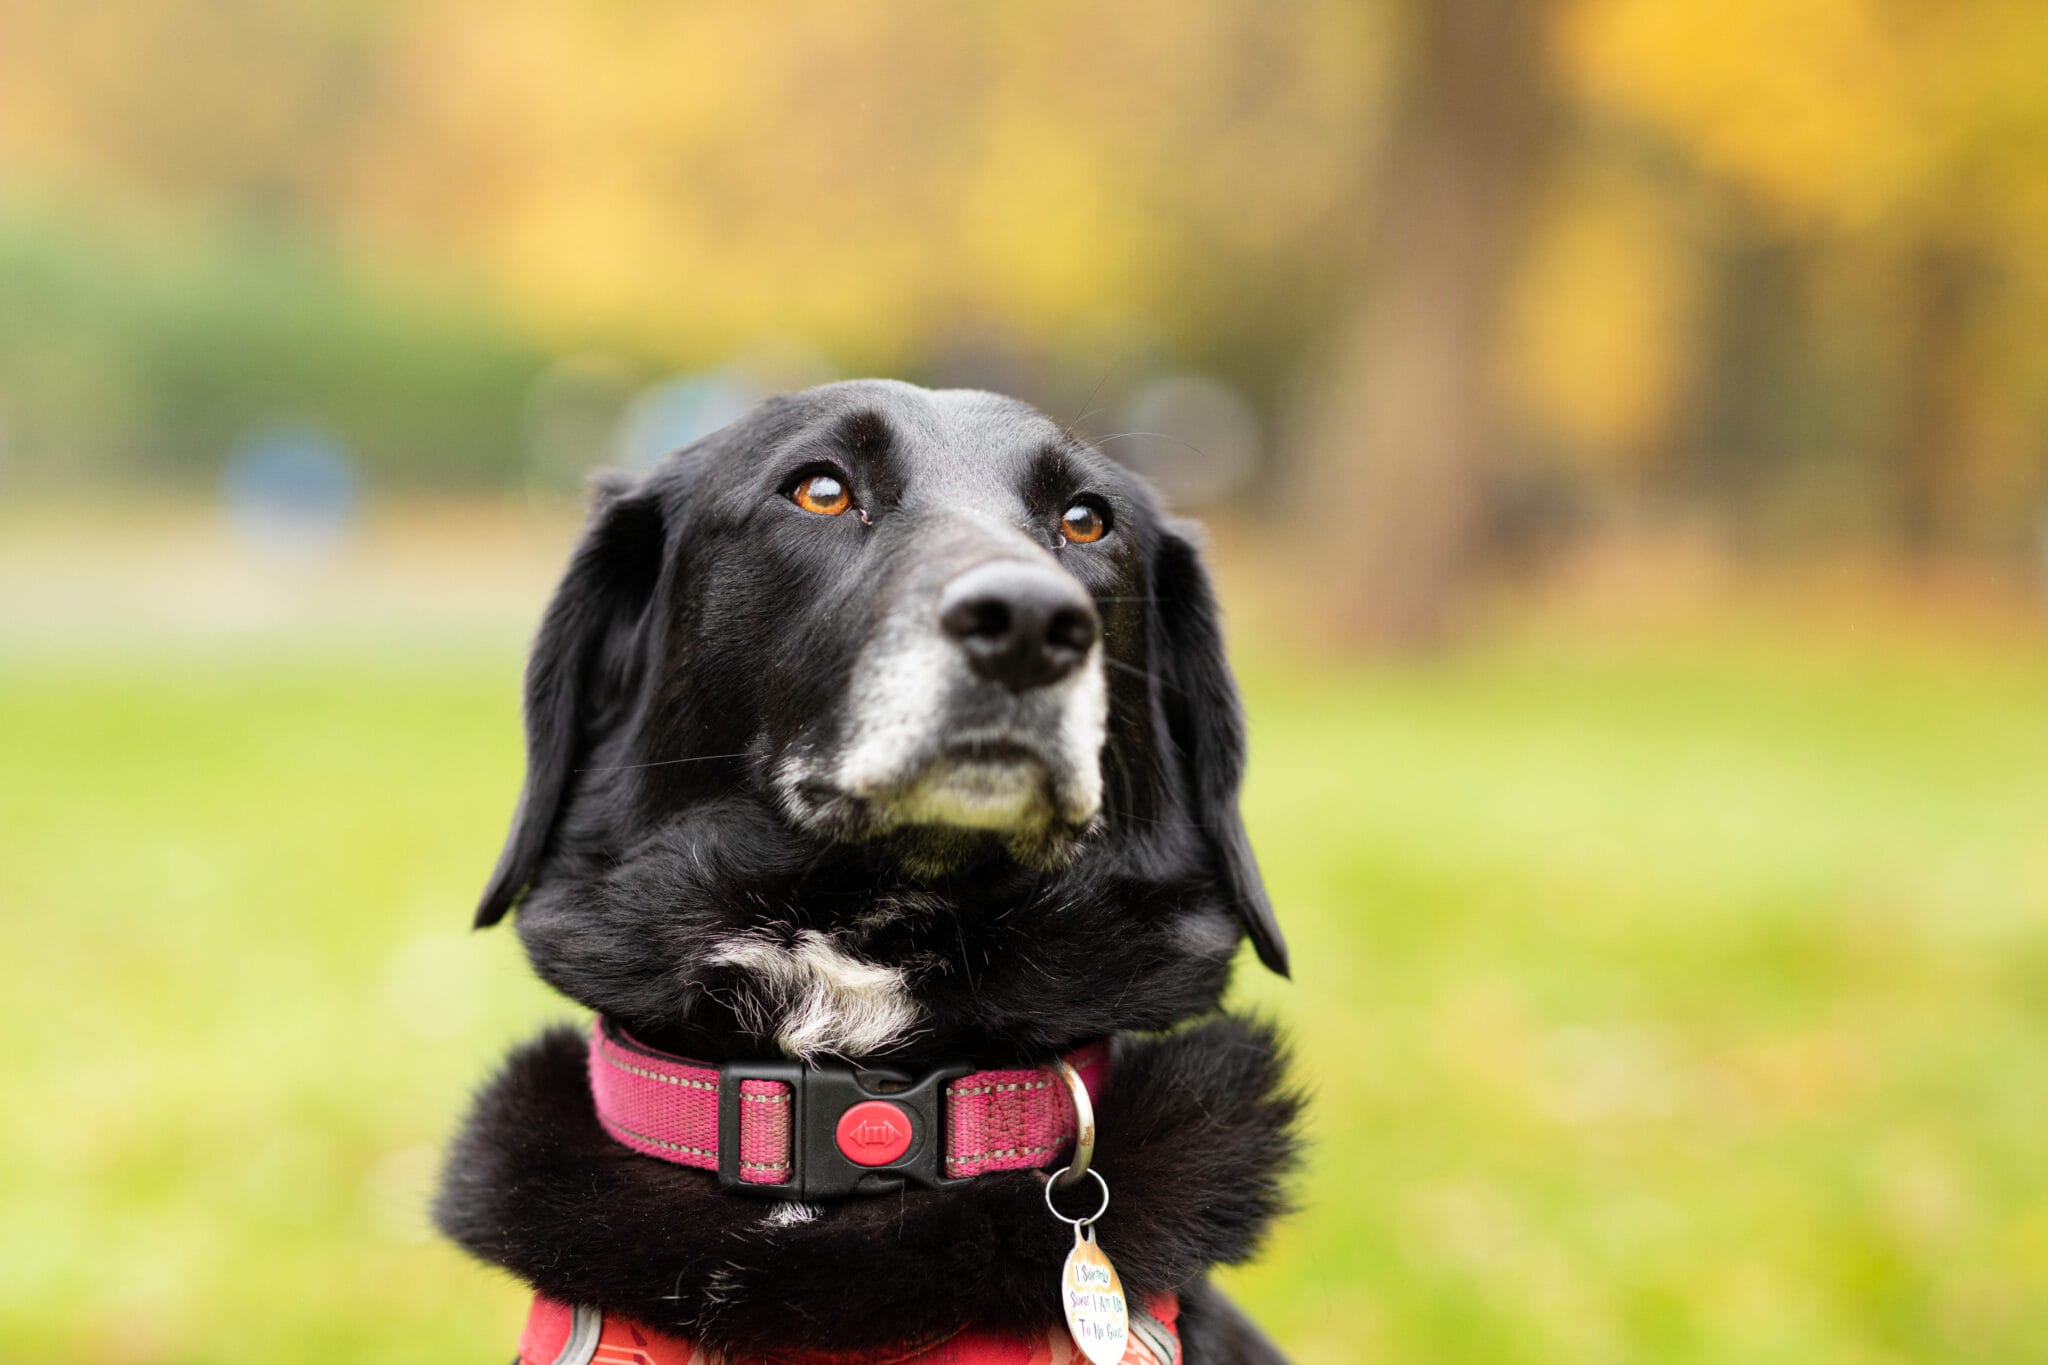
[438,381,1301,1363]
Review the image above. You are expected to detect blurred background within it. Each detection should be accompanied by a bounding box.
[3,2,2047,1361]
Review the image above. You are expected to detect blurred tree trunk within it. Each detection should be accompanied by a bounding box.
[1893,243,1978,558]
[1294,0,1553,649]
[1684,237,1807,524]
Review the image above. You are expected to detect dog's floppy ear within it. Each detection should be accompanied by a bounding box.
[474,475,666,927]
[1150,521,1289,976]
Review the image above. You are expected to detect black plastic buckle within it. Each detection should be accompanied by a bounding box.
[716,1058,975,1198]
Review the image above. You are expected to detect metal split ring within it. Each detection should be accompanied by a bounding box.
[1051,1058,1096,1189]
[1043,1164,1110,1227]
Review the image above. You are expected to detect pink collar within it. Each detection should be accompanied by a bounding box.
[587,1019,1111,1199]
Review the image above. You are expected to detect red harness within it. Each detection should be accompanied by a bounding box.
[513,1022,1178,1364]
[516,1294,1181,1365]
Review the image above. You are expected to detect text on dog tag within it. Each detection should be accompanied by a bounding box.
[1061,1225,1129,1365]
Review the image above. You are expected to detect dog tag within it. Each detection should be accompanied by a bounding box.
[1061,1224,1129,1365]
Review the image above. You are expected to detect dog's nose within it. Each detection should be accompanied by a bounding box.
[938,561,1099,692]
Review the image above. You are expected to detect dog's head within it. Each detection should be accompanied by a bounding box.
[476,381,1284,1058]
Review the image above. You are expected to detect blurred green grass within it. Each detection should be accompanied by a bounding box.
[4,627,2047,1363]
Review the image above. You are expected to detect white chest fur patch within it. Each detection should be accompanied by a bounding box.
[763,1200,820,1227]
[707,930,921,1060]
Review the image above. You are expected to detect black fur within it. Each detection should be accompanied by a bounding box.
[1176,1278,1295,1365]
[437,1016,1300,1355]
[439,381,1300,1360]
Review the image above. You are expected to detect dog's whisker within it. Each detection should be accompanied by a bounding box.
[1086,429,1216,461]
[1103,656,1188,695]
[1117,810,1214,831]
[1062,359,1123,444]
[575,751,754,773]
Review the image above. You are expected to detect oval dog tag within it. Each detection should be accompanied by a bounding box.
[1061,1225,1129,1365]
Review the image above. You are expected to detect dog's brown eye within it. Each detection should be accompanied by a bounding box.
[792,474,852,516]
[1059,501,1108,544]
